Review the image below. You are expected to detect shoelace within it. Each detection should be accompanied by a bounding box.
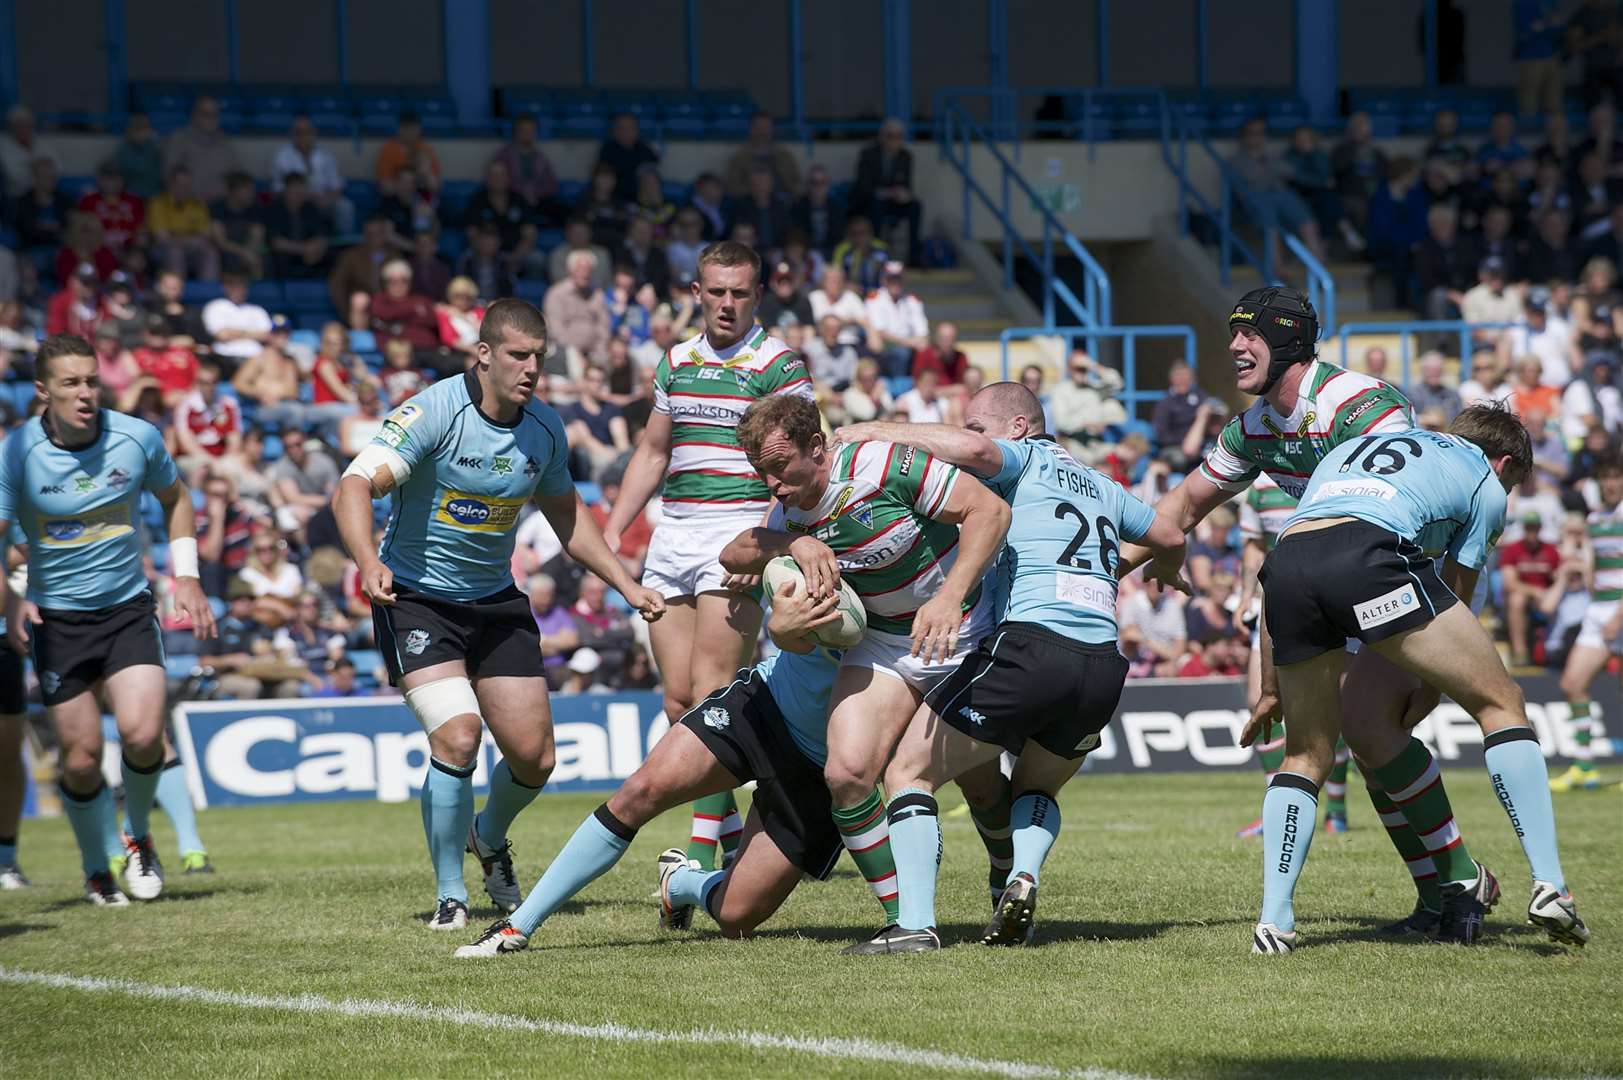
[495,850,516,888]
[435,900,465,924]
[474,921,511,944]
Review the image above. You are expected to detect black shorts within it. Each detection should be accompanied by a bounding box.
[926,621,1130,760]
[0,642,24,714]
[372,584,543,686]
[32,591,164,706]
[679,667,842,880]
[1260,520,1458,667]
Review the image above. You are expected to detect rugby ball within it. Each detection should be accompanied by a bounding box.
[762,555,868,649]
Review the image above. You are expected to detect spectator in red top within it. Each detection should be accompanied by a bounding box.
[312,321,362,406]
[1500,510,1564,666]
[174,359,242,468]
[436,275,485,360]
[92,321,141,409]
[46,263,102,338]
[910,320,967,384]
[54,212,119,286]
[77,162,144,254]
[197,471,261,600]
[366,258,448,374]
[134,313,200,406]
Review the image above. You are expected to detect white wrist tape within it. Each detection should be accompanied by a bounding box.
[171,536,200,579]
[343,444,412,496]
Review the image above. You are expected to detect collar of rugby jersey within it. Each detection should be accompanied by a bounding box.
[462,369,523,429]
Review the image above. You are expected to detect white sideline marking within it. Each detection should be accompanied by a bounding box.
[0,966,1147,1080]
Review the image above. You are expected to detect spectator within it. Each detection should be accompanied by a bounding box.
[570,573,635,671]
[1179,396,1229,465]
[378,164,439,250]
[1503,509,1563,666]
[853,117,921,264]
[547,216,612,292]
[77,162,144,256]
[318,657,368,698]
[0,105,58,199]
[1425,109,1472,175]
[758,260,815,330]
[271,117,353,233]
[632,166,677,237]
[1050,348,1127,450]
[832,215,889,293]
[211,171,265,279]
[841,357,894,422]
[620,213,670,298]
[809,263,871,344]
[1477,204,1521,280]
[605,265,654,344]
[1020,365,1044,406]
[202,271,272,366]
[1286,125,1362,252]
[865,260,928,378]
[725,112,800,198]
[1366,158,1429,307]
[1572,257,1622,341]
[208,578,279,699]
[1537,110,1577,174]
[1577,89,1623,179]
[730,163,791,259]
[1582,202,1623,266]
[598,113,660,204]
[1461,257,1524,344]
[436,276,486,359]
[88,322,137,408]
[164,96,240,203]
[1526,406,1572,483]
[1119,578,1188,679]
[1413,203,1478,321]
[409,228,452,303]
[465,159,542,278]
[374,114,441,192]
[148,165,220,281]
[1503,289,1574,387]
[1527,158,1573,220]
[662,208,705,288]
[791,164,847,256]
[379,337,423,405]
[310,321,365,419]
[368,259,444,371]
[688,172,728,240]
[1408,350,1464,420]
[1562,354,1623,440]
[1525,209,1579,284]
[891,366,944,422]
[53,211,118,286]
[1512,1,1566,117]
[1460,350,1515,406]
[559,647,610,695]
[12,156,72,255]
[803,313,860,392]
[268,435,341,535]
[911,320,969,385]
[579,162,630,252]
[45,263,102,338]
[232,318,304,427]
[329,215,393,318]
[263,173,332,279]
[149,268,207,344]
[112,113,163,201]
[174,360,243,468]
[528,574,580,688]
[493,114,560,214]
[1330,111,1389,233]
[1479,111,1533,186]
[1150,361,1202,459]
[238,530,304,627]
[1511,353,1566,421]
[629,308,678,373]
[545,250,611,367]
[1570,0,1623,109]
[456,222,517,303]
[1229,116,1328,267]
[1360,346,1390,382]
[587,468,653,573]
[1571,151,1622,242]
[562,364,629,480]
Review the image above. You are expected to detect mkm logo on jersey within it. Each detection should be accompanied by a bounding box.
[434,491,523,533]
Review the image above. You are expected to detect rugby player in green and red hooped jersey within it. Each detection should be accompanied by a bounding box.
[720,393,1012,924]
[602,241,817,871]
[1117,286,1460,934]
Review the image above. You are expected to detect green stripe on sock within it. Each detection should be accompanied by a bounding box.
[688,790,738,869]
[1366,784,1443,911]
[1572,701,1595,772]
[832,788,899,923]
[1372,739,1476,885]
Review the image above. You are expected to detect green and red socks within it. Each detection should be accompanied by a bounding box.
[1570,701,1595,774]
[1324,741,1350,820]
[1371,738,1477,888]
[1256,721,1286,776]
[1366,783,1443,912]
[687,791,743,870]
[830,787,899,923]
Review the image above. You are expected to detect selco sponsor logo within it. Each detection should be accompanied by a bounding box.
[434,491,523,533]
[44,519,85,542]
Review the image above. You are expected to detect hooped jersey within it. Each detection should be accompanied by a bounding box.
[1200,360,1413,498]
[373,371,574,601]
[654,326,814,521]
[1288,428,1507,570]
[1589,502,1623,603]
[766,439,973,635]
[1238,473,1299,551]
[0,410,178,610]
[980,436,1155,644]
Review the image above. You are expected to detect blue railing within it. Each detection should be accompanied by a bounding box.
[1336,320,1520,389]
[1160,106,1336,336]
[999,325,1197,420]
[935,101,1112,335]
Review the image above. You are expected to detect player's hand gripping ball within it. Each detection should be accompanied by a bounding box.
[762,555,866,648]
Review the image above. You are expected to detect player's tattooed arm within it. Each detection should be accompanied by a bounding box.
[830,421,1003,478]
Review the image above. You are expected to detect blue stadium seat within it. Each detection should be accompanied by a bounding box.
[283,279,331,313]
[358,351,385,373]
[147,110,190,133]
[182,282,225,304]
[557,179,586,204]
[3,383,33,417]
[262,434,284,460]
[248,95,301,134]
[290,329,321,351]
[306,96,355,132]
[439,180,479,224]
[886,376,913,398]
[247,281,284,308]
[535,227,564,253]
[296,313,330,332]
[349,329,377,352]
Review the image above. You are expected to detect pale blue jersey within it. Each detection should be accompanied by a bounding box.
[1288,428,1507,570]
[761,646,840,766]
[0,411,178,610]
[979,436,1156,644]
[374,372,574,601]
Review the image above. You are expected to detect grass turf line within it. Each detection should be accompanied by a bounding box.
[0,772,1617,1079]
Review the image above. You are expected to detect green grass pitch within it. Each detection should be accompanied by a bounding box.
[1,772,1618,1079]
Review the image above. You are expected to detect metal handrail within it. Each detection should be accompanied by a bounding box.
[1335,320,1521,388]
[999,325,1198,420]
[1159,106,1337,335]
[935,102,1112,333]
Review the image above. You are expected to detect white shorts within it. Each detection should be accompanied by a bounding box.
[841,589,995,694]
[641,516,759,600]
[1575,599,1623,653]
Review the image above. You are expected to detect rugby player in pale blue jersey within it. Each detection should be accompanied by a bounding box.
[454,578,882,957]
[1251,403,1588,953]
[832,382,1190,954]
[0,334,216,906]
[333,299,665,932]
